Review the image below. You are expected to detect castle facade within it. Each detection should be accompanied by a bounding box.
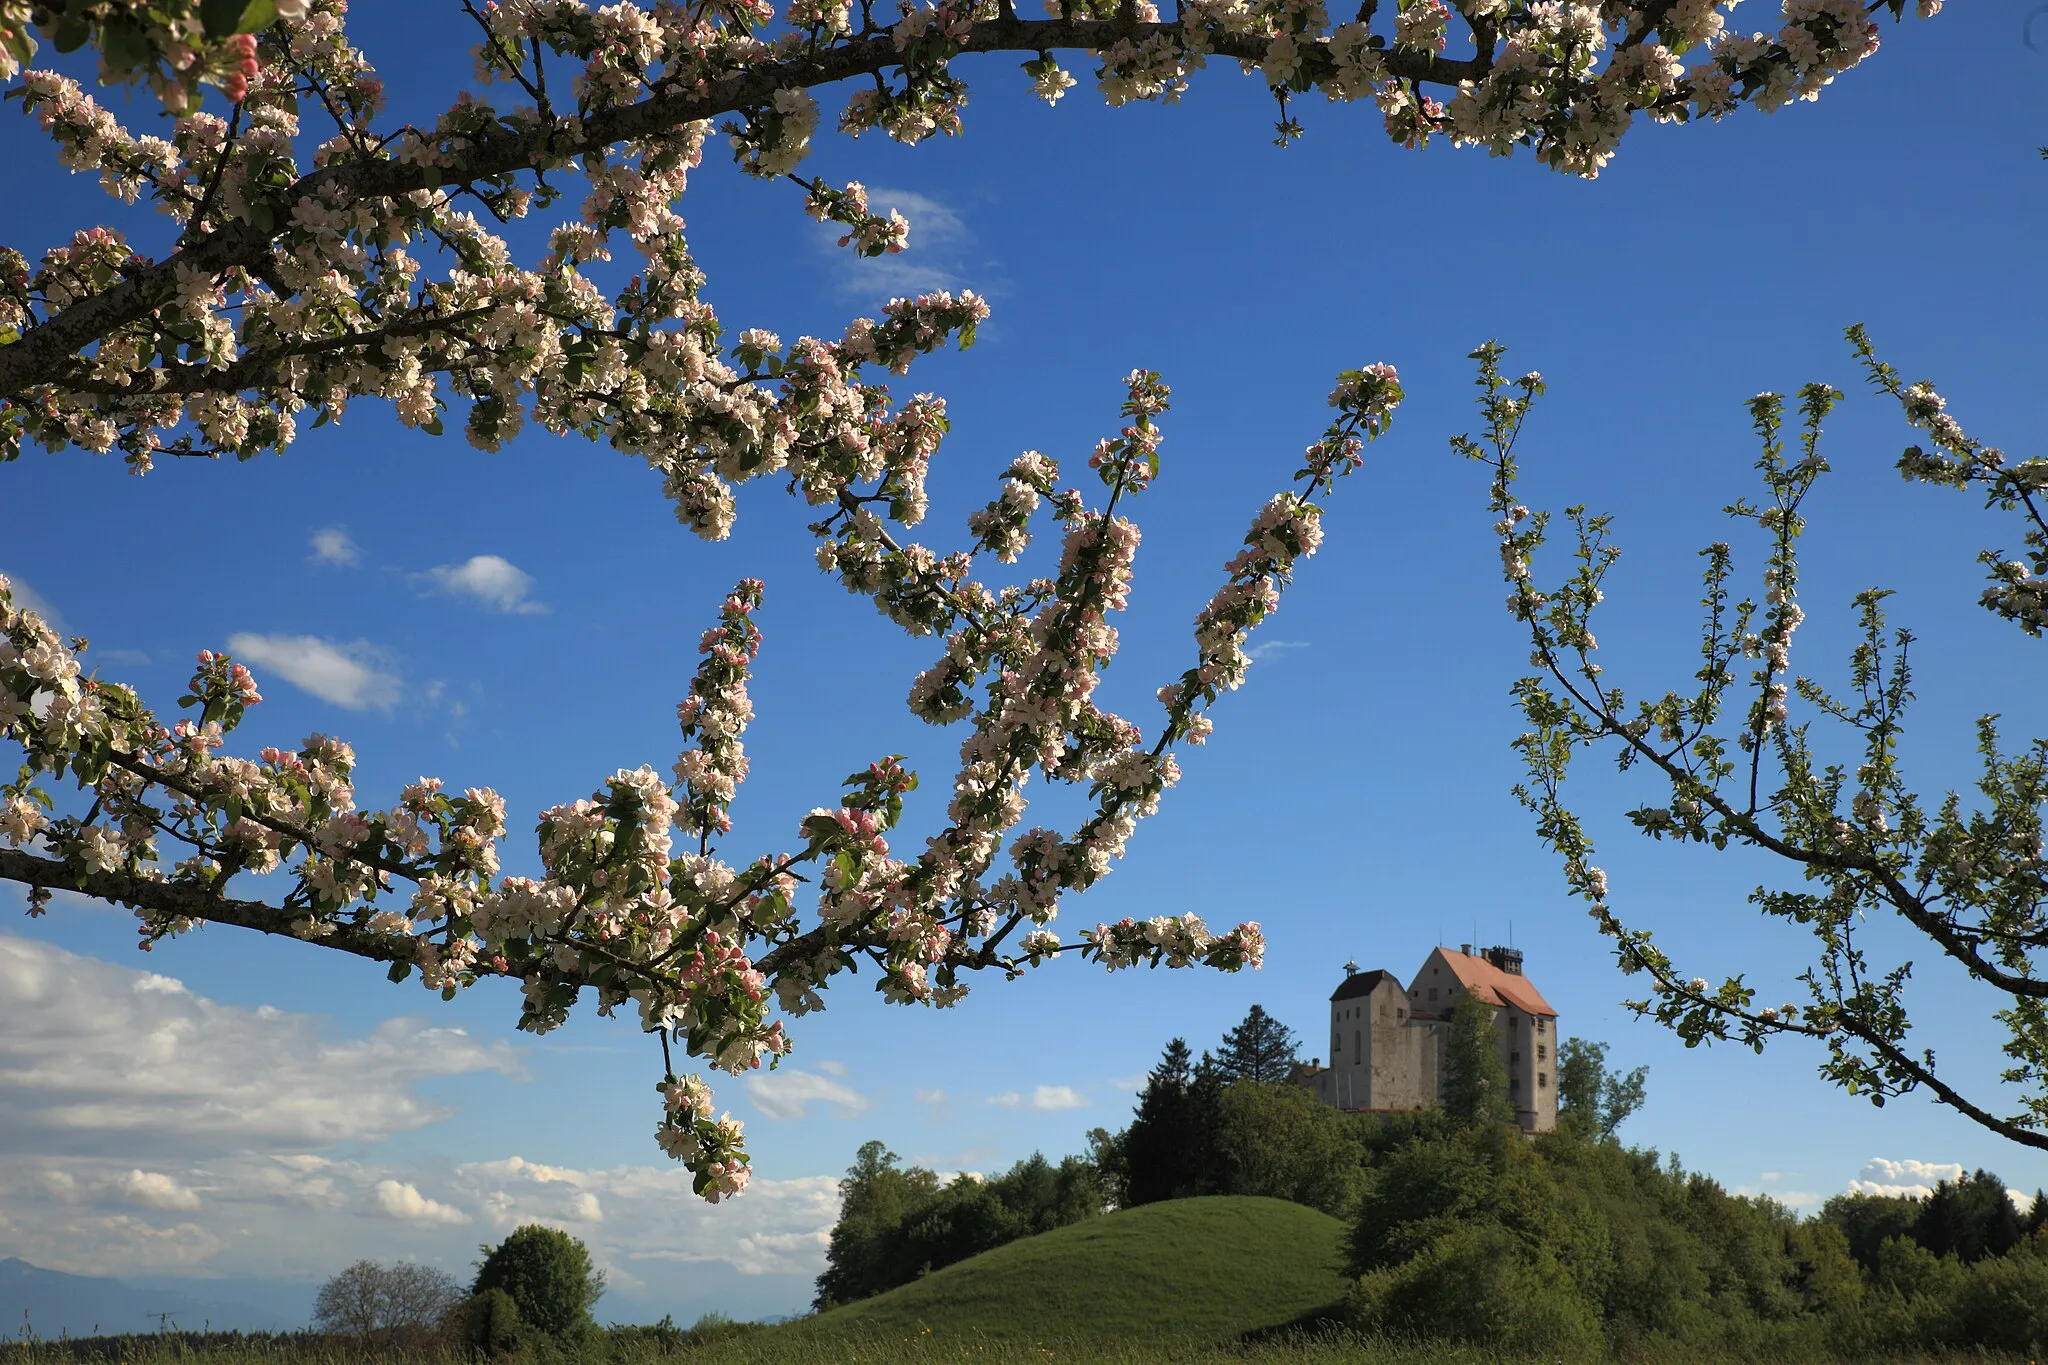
[1300,944,1559,1135]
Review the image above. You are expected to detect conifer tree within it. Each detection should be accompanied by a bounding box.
[1214,1004,1302,1084]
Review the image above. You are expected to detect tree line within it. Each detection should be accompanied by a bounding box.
[816,1000,2048,1355]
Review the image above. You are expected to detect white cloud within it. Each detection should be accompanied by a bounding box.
[0,934,523,1157]
[824,187,978,302]
[914,1088,945,1105]
[226,633,401,711]
[420,555,547,615]
[1,572,64,631]
[372,1179,470,1227]
[1246,639,1310,663]
[454,1156,840,1277]
[987,1085,1088,1112]
[111,1169,202,1212]
[744,1068,868,1121]
[1736,1172,1820,1210]
[1848,1157,1965,1200]
[309,527,361,567]
[814,1059,847,1077]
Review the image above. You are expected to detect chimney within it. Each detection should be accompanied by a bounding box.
[1484,945,1525,976]
[1459,943,1471,957]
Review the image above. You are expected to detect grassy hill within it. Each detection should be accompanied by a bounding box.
[775,1196,1350,1349]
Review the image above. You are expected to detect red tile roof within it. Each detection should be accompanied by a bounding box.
[1434,948,1557,1017]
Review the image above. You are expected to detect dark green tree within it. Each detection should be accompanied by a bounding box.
[1916,1170,2024,1264]
[1121,1038,1223,1204]
[1555,1037,1648,1140]
[1213,1004,1301,1084]
[1440,992,1513,1127]
[471,1225,605,1341]
[1818,1191,1923,1272]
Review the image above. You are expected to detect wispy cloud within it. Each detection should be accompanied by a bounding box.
[823,186,980,303]
[419,555,548,615]
[987,1085,1088,1112]
[309,527,361,568]
[1,571,64,631]
[1735,1171,1820,1210]
[744,1068,869,1122]
[371,1179,470,1227]
[226,633,401,711]
[1246,639,1310,663]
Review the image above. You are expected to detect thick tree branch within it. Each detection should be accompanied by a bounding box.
[0,844,409,964]
[0,19,1469,398]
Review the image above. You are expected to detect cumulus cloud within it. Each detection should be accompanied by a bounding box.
[1848,1157,1966,1199]
[0,934,523,1157]
[914,1088,945,1105]
[309,528,361,567]
[744,1068,868,1121]
[419,555,547,615]
[987,1085,1088,1112]
[110,1170,202,1212]
[226,633,401,710]
[372,1179,470,1226]
[454,1155,839,1276]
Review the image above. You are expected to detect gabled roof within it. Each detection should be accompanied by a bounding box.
[1330,968,1397,1003]
[1428,948,1557,1017]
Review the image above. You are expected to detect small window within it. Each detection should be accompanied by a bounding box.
[1538,1073,1548,1088]
[1510,1077,1521,1092]
[1396,1008,1406,1020]
[1511,1051,1521,1064]
[1428,988,1437,1001]
[1333,1033,1341,1052]
[1537,1044,1547,1060]
[1537,1017,1547,1034]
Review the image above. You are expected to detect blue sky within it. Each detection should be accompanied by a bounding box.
[1,0,2045,1327]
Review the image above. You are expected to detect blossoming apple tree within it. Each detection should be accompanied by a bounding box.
[1465,329,2048,1150]
[0,0,1940,1197]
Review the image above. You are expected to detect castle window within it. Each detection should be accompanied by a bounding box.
[1396,1008,1405,1019]
[1428,988,1437,1001]
[1511,1051,1521,1064]
[1511,1077,1521,1092]
[1333,1033,1341,1052]
[1537,1044,1547,1060]
[1538,1072,1548,1088]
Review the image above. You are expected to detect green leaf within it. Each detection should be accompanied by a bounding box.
[51,17,90,54]
[422,413,444,437]
[201,0,251,39]
[387,960,413,983]
[101,19,148,71]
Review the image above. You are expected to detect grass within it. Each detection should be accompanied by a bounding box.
[787,1197,1351,1349]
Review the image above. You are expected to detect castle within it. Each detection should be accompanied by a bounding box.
[1298,944,1559,1135]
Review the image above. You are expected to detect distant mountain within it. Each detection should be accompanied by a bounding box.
[0,1258,294,1339]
